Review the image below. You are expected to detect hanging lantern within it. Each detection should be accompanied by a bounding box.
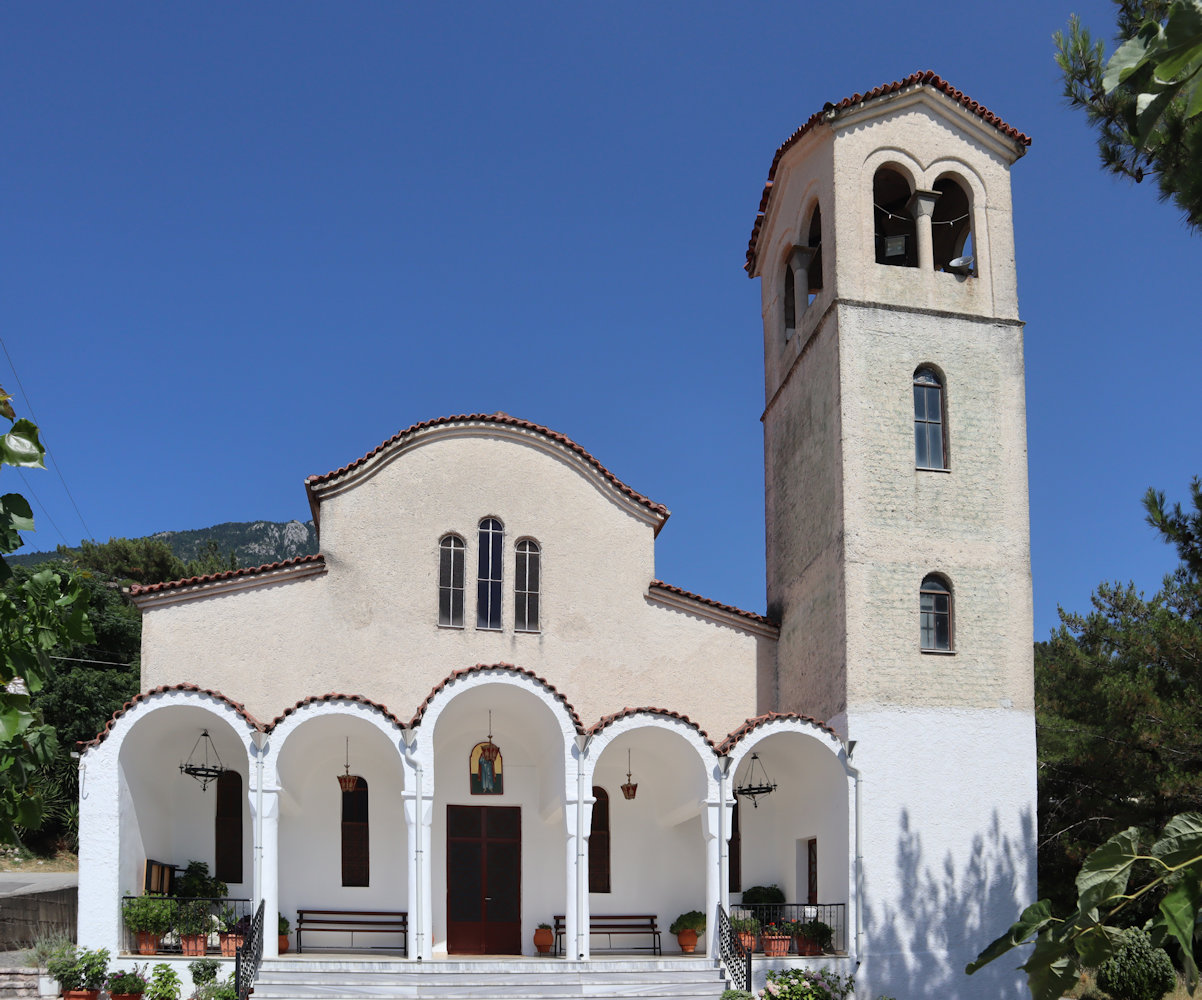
[621,748,638,800]
[180,729,226,791]
[479,710,500,763]
[337,737,358,792]
[734,752,776,808]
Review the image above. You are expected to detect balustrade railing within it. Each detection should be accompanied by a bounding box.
[730,902,847,955]
[120,896,253,956]
[234,900,264,1000]
[717,905,752,993]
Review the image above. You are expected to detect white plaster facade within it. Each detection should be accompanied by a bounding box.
[77,74,1036,1000]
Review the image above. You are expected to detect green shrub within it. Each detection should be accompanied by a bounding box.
[25,928,73,969]
[1096,928,1176,1000]
[46,946,110,992]
[795,918,834,952]
[278,912,291,935]
[669,910,706,934]
[730,915,759,934]
[188,959,219,985]
[173,860,227,900]
[145,963,182,1000]
[107,965,149,994]
[122,894,174,936]
[719,991,754,1000]
[176,899,213,936]
[740,884,785,905]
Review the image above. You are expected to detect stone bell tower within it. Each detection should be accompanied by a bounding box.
[748,73,1038,998]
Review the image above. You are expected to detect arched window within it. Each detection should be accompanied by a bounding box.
[874,167,917,267]
[514,539,540,633]
[806,206,824,305]
[477,518,503,630]
[589,787,610,893]
[932,176,973,273]
[783,260,797,336]
[438,534,465,627]
[341,776,369,887]
[214,770,242,884]
[913,367,946,470]
[920,575,952,651]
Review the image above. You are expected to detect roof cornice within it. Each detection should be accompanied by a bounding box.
[646,580,779,638]
[129,554,327,608]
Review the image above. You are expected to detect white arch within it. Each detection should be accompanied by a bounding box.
[266,697,408,786]
[585,711,719,796]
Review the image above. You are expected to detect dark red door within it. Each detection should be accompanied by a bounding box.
[447,805,521,954]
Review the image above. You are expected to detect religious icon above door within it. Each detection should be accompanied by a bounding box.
[470,740,503,794]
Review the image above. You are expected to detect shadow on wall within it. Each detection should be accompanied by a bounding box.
[860,807,1035,1000]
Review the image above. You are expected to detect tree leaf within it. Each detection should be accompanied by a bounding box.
[1076,825,1143,912]
[0,494,34,532]
[1151,812,1202,869]
[1157,876,1202,992]
[0,419,45,469]
[1022,946,1081,1000]
[1105,20,1160,91]
[966,899,1058,973]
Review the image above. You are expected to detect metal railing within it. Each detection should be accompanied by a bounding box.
[729,902,847,954]
[234,900,264,1000]
[120,896,253,955]
[717,905,751,993]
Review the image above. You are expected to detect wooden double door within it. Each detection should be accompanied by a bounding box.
[446,805,521,954]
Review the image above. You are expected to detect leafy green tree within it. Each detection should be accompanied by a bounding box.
[0,389,94,843]
[1056,0,1202,229]
[64,535,236,586]
[1145,475,1202,579]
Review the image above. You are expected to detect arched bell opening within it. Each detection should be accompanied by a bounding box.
[873,166,918,268]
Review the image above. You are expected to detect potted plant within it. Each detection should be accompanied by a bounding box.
[174,861,227,902]
[794,918,833,956]
[187,959,218,1000]
[217,907,246,957]
[730,915,759,953]
[532,922,553,954]
[669,911,706,953]
[123,894,174,955]
[278,912,291,954]
[46,946,110,1000]
[760,921,791,957]
[144,964,181,1000]
[107,965,148,1000]
[740,884,786,928]
[177,900,212,957]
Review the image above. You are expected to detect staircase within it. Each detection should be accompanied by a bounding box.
[250,957,730,1000]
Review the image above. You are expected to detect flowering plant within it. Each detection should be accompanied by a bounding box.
[107,966,149,994]
[760,968,854,1000]
[761,922,790,937]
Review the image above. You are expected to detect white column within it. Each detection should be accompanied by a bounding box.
[402,783,433,960]
[789,245,817,319]
[563,804,578,959]
[907,189,940,271]
[257,788,281,958]
[701,801,721,957]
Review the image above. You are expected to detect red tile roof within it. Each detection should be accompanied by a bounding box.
[649,580,775,626]
[590,706,714,748]
[129,554,326,597]
[270,692,406,730]
[718,711,840,753]
[81,683,264,746]
[409,663,585,732]
[745,71,1032,274]
[306,413,669,527]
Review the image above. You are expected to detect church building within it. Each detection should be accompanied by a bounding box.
[76,73,1037,1000]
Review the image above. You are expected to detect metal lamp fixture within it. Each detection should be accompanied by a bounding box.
[621,749,638,800]
[479,710,500,764]
[180,729,226,791]
[734,752,776,807]
[338,737,358,792]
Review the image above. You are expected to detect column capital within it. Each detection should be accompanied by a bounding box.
[907,189,941,220]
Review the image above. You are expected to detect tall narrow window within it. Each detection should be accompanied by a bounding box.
[913,367,946,470]
[439,535,465,627]
[728,798,741,893]
[807,837,818,905]
[341,776,369,887]
[920,575,952,651]
[589,787,611,893]
[477,518,503,630]
[514,539,540,633]
[214,770,242,884]
[783,261,796,335]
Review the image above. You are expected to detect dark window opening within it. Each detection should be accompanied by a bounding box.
[728,799,741,893]
[589,787,610,893]
[477,518,503,630]
[514,539,540,632]
[806,206,824,305]
[807,837,818,905]
[874,168,917,267]
[342,776,369,887]
[920,575,952,651]
[783,261,796,335]
[215,770,242,884]
[439,535,465,627]
[932,176,973,273]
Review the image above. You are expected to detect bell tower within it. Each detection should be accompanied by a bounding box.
[749,73,1037,996]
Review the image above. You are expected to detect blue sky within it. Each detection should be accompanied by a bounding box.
[2,2,1198,640]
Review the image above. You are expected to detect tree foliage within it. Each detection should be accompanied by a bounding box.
[1056,0,1202,229]
[64,535,236,586]
[0,389,94,843]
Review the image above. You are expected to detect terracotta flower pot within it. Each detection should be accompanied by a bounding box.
[533,926,553,954]
[219,933,243,957]
[109,993,145,1000]
[180,934,208,957]
[675,929,698,953]
[134,931,161,955]
[62,990,100,1000]
[793,934,821,956]
[737,931,757,953]
[762,933,790,957]
[278,934,290,954]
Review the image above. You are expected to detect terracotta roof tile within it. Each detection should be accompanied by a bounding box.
[269,692,404,730]
[649,580,775,626]
[590,706,714,748]
[306,413,669,522]
[81,683,264,747]
[129,554,325,597]
[745,71,1032,273]
[718,711,840,754]
[409,663,585,732]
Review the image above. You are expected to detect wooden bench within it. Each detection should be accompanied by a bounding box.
[296,909,408,954]
[552,914,661,956]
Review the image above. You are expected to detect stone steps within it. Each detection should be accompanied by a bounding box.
[250,957,729,1000]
